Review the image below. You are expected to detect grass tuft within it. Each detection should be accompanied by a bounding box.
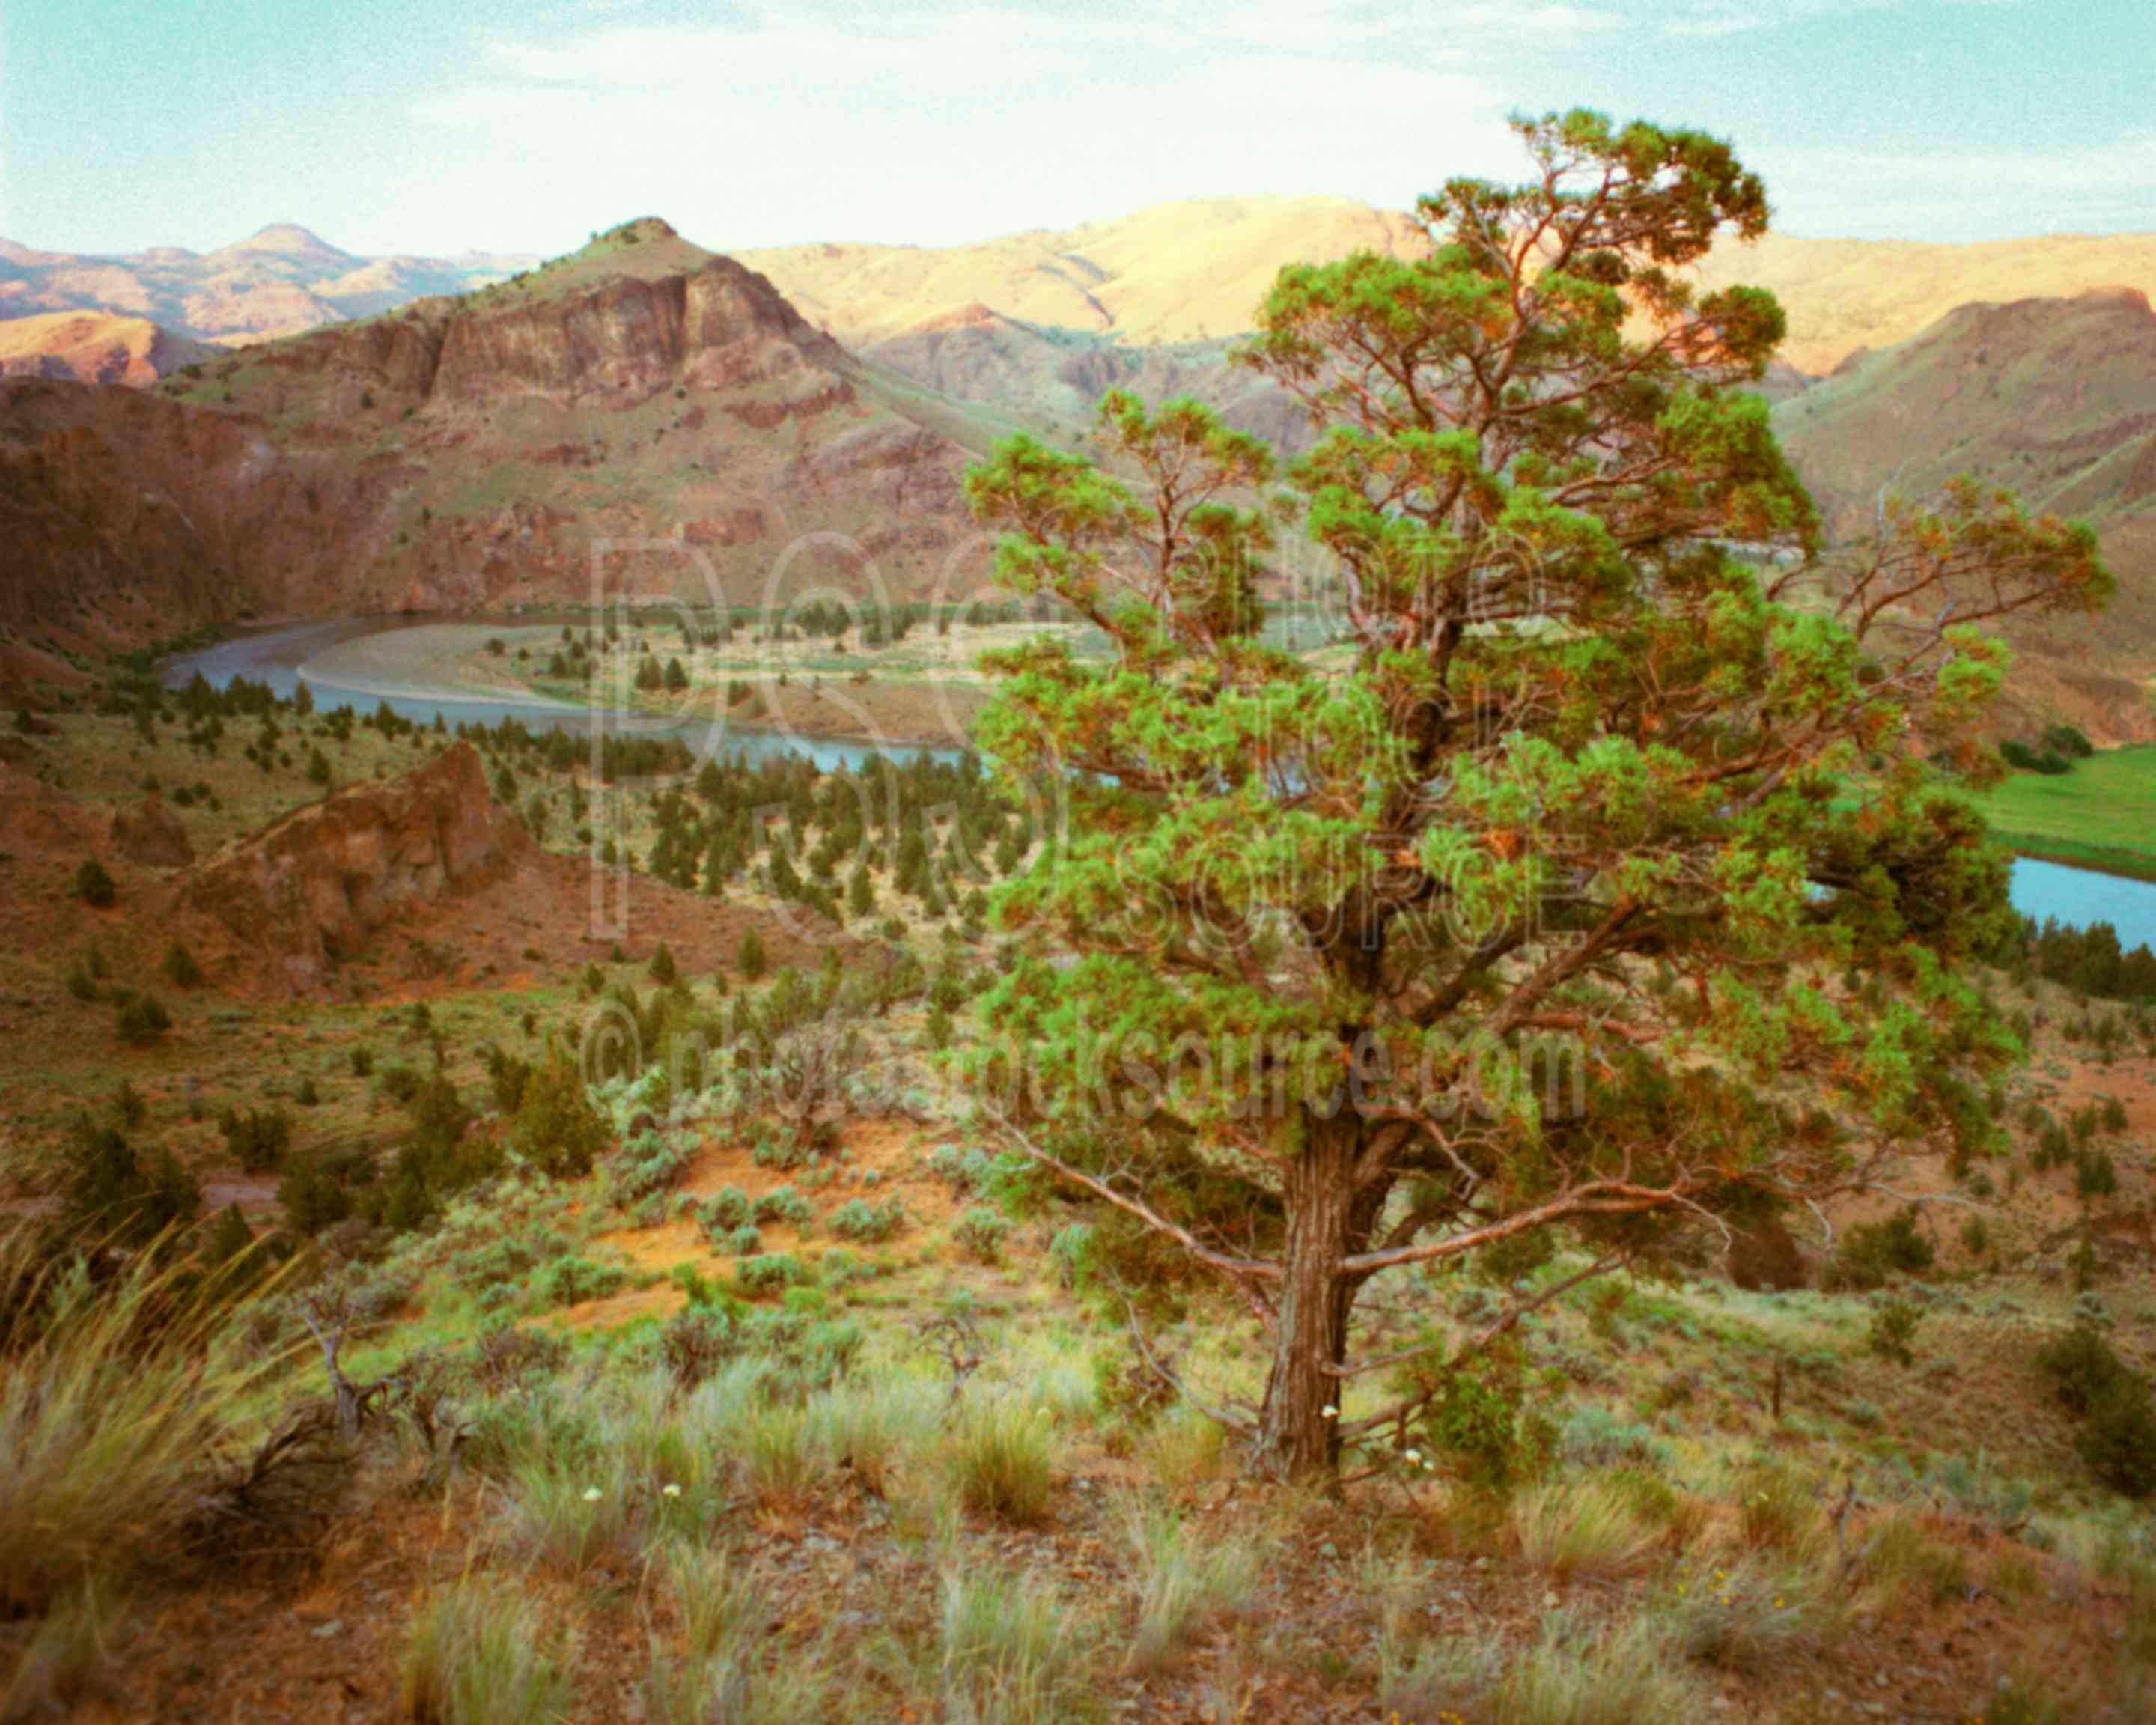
[399,1578,575,1725]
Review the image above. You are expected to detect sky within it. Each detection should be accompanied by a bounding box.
[2,0,2150,260]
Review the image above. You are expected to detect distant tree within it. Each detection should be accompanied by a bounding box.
[509,1045,610,1178]
[963,109,2112,1478]
[738,928,769,982]
[75,859,117,908]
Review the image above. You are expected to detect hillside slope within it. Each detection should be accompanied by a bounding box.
[0,311,218,386]
[0,220,1035,633]
[1692,231,2156,377]
[1774,285,2156,738]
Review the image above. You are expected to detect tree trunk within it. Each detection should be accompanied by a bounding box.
[1253,1109,1380,1481]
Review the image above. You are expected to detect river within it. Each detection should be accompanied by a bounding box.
[165,619,2156,944]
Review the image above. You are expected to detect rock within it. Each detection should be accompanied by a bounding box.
[170,742,529,990]
[109,791,193,868]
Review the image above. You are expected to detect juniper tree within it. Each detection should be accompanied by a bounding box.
[963,109,2110,1478]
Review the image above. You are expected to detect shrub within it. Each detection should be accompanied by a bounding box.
[735,1255,808,1297]
[2075,1149,2118,1200]
[159,941,204,989]
[73,860,116,908]
[952,1204,1011,1263]
[398,1581,574,1725]
[218,1105,292,1174]
[1866,1298,1924,1367]
[1821,1206,1933,1291]
[826,1197,907,1243]
[2037,1321,2131,1415]
[752,1186,813,1228]
[698,1187,753,1232]
[275,1152,353,1235]
[508,1047,609,1178]
[540,1256,628,1309]
[2080,1380,2156,1497]
[114,993,171,1047]
[59,1119,198,1244]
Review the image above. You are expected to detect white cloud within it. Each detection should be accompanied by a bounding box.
[401,5,1529,251]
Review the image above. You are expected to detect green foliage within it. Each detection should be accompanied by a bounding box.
[508,1046,609,1178]
[59,1117,199,1244]
[2035,1319,2156,1497]
[217,1105,292,1174]
[952,1204,1012,1263]
[752,1186,813,1229]
[113,993,171,1048]
[1821,1207,1934,1292]
[960,106,2104,1476]
[735,1254,809,1297]
[158,941,203,989]
[73,860,115,908]
[826,1197,907,1243]
[1866,1297,1924,1367]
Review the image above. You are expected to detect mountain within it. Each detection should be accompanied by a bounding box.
[857,303,1313,448]
[0,311,218,386]
[0,218,1041,632]
[0,222,540,345]
[742,198,2155,376]
[742,195,1429,346]
[1773,285,2156,740]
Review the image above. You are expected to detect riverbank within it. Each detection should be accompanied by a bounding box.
[1979,744,2156,886]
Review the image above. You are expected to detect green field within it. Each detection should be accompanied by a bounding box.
[1979,743,2156,882]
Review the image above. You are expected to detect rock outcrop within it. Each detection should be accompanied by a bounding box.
[172,743,529,988]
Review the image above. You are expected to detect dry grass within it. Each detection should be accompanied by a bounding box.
[0,1232,279,1613]
[399,1578,576,1725]
[943,1393,1059,1524]
[1511,1477,1663,1579]
[1123,1500,1260,1670]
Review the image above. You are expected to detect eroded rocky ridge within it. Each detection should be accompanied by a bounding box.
[171,742,529,988]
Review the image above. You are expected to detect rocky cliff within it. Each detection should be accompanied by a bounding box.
[171,742,529,988]
[0,220,1005,633]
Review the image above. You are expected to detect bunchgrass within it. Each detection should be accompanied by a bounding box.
[944,1394,1057,1524]
[399,1578,576,1725]
[0,1229,281,1613]
[1511,1477,1661,1579]
[1124,1500,1259,1670]
[940,1564,1096,1724]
